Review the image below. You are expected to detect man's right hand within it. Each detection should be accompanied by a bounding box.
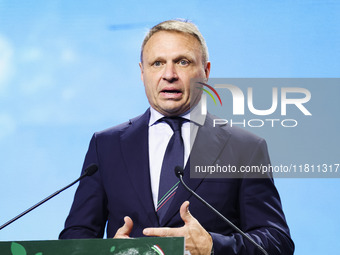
[113,216,133,238]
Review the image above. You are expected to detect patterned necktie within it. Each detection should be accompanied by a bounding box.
[156,117,186,224]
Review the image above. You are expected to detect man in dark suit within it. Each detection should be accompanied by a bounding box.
[59,20,294,254]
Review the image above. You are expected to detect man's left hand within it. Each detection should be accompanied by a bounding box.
[143,201,213,255]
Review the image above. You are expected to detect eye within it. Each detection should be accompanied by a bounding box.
[152,61,162,67]
[178,59,190,66]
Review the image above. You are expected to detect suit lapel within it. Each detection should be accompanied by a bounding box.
[120,109,159,227]
[161,113,231,226]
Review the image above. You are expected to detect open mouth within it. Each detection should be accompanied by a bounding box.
[160,88,183,99]
[161,89,182,94]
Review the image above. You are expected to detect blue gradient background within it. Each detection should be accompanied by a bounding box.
[0,1,339,254]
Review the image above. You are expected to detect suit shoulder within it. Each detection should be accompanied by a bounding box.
[94,111,148,138]
[206,113,266,147]
[227,125,266,144]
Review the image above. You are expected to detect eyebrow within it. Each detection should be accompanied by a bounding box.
[173,55,194,63]
[147,54,195,64]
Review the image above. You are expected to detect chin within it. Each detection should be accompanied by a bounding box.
[155,100,189,115]
[165,107,189,116]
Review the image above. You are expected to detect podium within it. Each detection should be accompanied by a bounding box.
[0,237,184,255]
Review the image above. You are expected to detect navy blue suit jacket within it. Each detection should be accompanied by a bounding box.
[60,109,294,254]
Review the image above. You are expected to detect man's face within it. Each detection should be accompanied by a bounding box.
[140,31,210,116]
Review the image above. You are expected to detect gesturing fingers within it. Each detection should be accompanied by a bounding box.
[179,201,193,224]
[143,226,184,237]
[114,216,134,238]
[143,201,212,254]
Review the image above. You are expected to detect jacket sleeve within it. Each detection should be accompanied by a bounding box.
[209,178,295,254]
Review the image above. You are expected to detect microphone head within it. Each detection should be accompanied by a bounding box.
[174,166,184,178]
[84,164,98,176]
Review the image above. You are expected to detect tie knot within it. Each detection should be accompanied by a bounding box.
[162,117,187,132]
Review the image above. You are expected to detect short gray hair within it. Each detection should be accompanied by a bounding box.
[140,19,209,66]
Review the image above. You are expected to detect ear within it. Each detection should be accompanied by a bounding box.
[204,61,211,80]
[139,62,144,83]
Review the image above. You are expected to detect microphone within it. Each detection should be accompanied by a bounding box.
[174,166,269,255]
[0,164,98,231]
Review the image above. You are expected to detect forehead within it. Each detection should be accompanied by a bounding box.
[142,31,202,61]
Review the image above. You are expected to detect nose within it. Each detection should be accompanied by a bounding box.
[162,62,178,82]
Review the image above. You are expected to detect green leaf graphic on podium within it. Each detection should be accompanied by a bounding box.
[10,243,26,255]
[110,246,116,252]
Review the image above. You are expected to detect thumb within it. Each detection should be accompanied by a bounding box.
[114,216,133,238]
[179,201,192,224]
